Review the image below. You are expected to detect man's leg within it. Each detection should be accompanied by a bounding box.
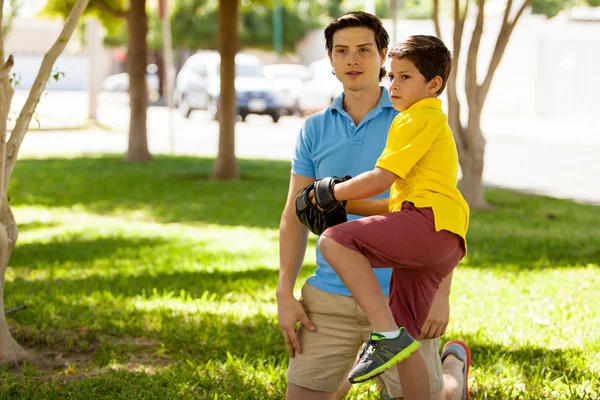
[286,284,365,400]
[441,340,471,400]
[442,355,464,400]
[287,383,336,400]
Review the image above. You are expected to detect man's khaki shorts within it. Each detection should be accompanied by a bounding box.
[287,283,444,397]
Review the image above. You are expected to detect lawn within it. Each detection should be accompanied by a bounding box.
[0,155,598,399]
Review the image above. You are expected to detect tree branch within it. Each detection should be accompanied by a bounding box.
[447,0,469,151]
[0,56,14,197]
[4,0,90,192]
[480,0,531,102]
[503,0,514,25]
[465,0,485,106]
[91,0,128,19]
[0,0,5,61]
[432,0,442,39]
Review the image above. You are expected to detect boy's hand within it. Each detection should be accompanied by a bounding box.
[421,291,450,339]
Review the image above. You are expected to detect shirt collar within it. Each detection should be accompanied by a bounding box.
[329,87,395,115]
[407,97,442,110]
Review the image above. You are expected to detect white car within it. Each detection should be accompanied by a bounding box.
[297,57,344,115]
[101,72,159,95]
[263,64,311,116]
[174,51,284,122]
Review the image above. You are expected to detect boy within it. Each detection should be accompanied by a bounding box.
[314,35,469,398]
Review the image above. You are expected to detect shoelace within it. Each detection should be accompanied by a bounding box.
[361,340,377,360]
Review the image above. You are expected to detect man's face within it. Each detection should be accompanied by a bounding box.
[387,57,435,111]
[329,27,386,92]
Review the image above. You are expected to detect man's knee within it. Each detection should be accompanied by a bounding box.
[287,382,336,400]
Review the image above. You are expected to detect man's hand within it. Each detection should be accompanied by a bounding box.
[420,290,450,339]
[277,294,316,357]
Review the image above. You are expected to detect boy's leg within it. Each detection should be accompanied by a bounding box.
[319,235,429,397]
[286,284,366,399]
[378,338,444,399]
[319,235,397,332]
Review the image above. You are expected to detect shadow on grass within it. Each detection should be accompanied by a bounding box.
[10,267,281,300]
[10,156,290,230]
[11,236,168,269]
[465,188,600,269]
[18,221,59,233]
[449,333,600,399]
[10,156,600,269]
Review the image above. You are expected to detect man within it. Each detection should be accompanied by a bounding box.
[277,11,470,400]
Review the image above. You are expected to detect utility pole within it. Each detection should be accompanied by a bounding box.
[159,0,176,154]
[86,18,102,121]
[273,0,283,62]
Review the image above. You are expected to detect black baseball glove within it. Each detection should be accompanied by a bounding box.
[295,175,351,235]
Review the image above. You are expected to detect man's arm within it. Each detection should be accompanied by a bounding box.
[277,173,317,357]
[346,198,389,216]
[421,271,453,339]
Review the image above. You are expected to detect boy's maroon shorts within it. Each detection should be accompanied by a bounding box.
[323,201,465,338]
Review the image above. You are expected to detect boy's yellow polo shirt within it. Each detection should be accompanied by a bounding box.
[375,97,470,242]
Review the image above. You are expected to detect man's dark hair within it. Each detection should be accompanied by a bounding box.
[388,35,452,95]
[324,12,390,80]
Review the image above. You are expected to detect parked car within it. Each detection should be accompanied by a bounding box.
[297,57,344,114]
[174,51,283,122]
[101,65,160,101]
[263,64,311,116]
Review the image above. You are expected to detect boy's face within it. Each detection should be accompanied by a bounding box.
[388,57,437,111]
[329,27,387,93]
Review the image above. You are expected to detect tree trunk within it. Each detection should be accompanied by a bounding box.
[0,199,29,364]
[124,0,151,162]
[155,49,164,99]
[213,0,238,180]
[0,0,89,364]
[458,119,489,210]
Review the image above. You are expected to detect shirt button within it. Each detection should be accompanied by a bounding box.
[350,123,355,127]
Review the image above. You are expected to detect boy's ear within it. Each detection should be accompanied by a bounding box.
[429,76,443,94]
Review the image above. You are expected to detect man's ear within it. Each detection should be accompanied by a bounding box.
[429,76,443,94]
[380,48,388,66]
[328,51,333,67]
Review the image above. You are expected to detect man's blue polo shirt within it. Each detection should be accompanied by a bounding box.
[291,87,399,296]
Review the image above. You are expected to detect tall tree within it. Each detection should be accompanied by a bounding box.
[432,0,531,209]
[213,0,238,179]
[44,0,151,162]
[211,0,322,179]
[0,0,89,365]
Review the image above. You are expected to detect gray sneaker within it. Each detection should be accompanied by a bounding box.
[348,329,421,383]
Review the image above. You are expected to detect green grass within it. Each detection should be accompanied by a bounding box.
[1,155,599,399]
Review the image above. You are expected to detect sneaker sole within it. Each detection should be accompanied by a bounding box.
[349,340,422,383]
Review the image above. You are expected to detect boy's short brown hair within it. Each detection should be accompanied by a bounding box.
[324,12,390,80]
[388,35,452,95]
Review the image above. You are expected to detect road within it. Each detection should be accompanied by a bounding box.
[14,91,600,205]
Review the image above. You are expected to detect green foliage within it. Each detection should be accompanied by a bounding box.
[41,0,126,36]
[2,0,20,36]
[1,155,599,398]
[171,0,322,52]
[531,0,572,17]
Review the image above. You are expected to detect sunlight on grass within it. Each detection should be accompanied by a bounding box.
[1,156,598,399]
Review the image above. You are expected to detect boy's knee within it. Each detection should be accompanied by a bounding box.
[318,234,335,256]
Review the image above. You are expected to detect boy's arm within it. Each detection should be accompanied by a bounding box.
[346,198,389,216]
[420,272,453,339]
[333,167,396,201]
[277,173,317,357]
